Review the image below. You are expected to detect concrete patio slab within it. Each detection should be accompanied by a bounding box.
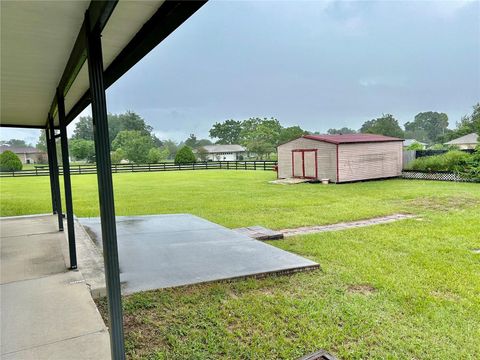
[0,214,59,238]
[80,214,318,294]
[0,215,110,360]
[1,230,67,284]
[74,219,107,299]
[2,330,110,360]
[1,271,108,355]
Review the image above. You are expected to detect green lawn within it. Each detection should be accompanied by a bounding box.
[0,170,478,229]
[1,171,479,359]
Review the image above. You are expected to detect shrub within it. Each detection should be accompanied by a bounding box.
[70,139,95,162]
[0,150,23,171]
[147,147,169,164]
[406,142,424,150]
[111,148,126,164]
[429,143,446,150]
[174,146,196,164]
[455,148,480,182]
[406,150,470,172]
[196,147,209,161]
[443,150,470,170]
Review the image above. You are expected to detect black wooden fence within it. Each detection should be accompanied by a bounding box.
[0,160,278,177]
[415,149,475,158]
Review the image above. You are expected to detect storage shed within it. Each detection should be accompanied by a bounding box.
[277,134,403,183]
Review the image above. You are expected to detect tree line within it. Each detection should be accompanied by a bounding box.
[64,114,308,163]
[3,102,478,165]
[327,103,479,147]
[209,118,307,159]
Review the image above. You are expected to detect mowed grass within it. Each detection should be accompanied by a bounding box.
[1,171,480,359]
[0,170,479,229]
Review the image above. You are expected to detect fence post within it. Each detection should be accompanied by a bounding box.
[79,165,82,174]
[148,164,151,171]
[264,161,266,170]
[244,161,247,170]
[36,168,38,176]
[227,162,229,170]
[254,161,256,170]
[163,163,166,171]
[235,161,238,170]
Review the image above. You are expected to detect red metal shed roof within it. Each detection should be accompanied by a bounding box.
[303,134,403,144]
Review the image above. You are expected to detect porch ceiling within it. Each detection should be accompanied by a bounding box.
[1,1,90,128]
[1,0,204,129]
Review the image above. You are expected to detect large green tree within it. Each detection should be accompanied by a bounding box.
[209,119,243,144]
[447,103,480,140]
[111,130,154,164]
[184,134,212,149]
[241,117,282,159]
[184,134,198,148]
[404,111,449,143]
[162,139,179,159]
[278,126,308,144]
[36,131,47,151]
[71,111,162,147]
[360,114,404,138]
[69,139,95,162]
[71,116,95,141]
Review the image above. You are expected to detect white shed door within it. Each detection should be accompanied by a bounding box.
[292,149,317,178]
[292,151,303,177]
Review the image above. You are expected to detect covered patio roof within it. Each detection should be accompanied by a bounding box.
[1,1,207,359]
[1,0,205,128]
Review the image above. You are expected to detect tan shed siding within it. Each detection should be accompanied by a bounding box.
[338,141,403,182]
[277,138,337,181]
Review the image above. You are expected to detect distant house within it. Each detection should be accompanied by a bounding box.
[403,139,427,149]
[0,145,46,164]
[444,133,478,150]
[197,144,246,161]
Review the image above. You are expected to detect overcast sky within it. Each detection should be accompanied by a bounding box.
[2,0,479,145]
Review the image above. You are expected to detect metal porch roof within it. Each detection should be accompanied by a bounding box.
[1,0,206,129]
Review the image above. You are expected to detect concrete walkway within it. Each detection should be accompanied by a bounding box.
[280,213,416,237]
[0,215,110,360]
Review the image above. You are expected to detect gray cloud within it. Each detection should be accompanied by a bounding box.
[2,0,479,143]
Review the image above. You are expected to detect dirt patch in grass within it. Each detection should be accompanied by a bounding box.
[430,290,461,302]
[404,195,480,212]
[347,284,376,295]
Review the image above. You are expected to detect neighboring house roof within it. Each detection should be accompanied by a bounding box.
[201,145,246,153]
[302,134,403,145]
[444,133,478,145]
[403,139,427,146]
[0,145,43,154]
